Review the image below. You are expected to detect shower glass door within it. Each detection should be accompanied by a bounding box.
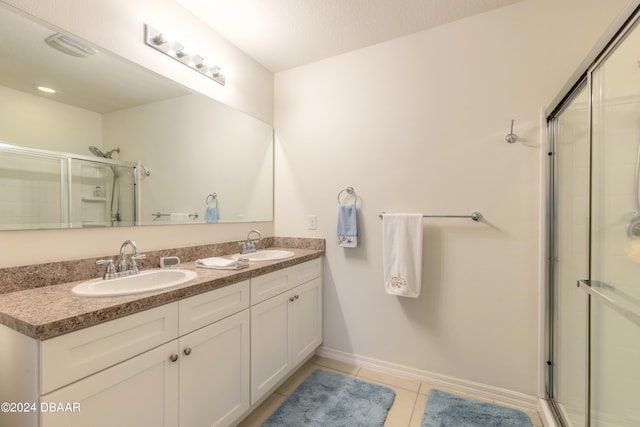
[589,19,640,426]
[0,145,69,229]
[550,82,589,427]
[550,12,640,427]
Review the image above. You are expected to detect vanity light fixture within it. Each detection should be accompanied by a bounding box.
[144,24,226,86]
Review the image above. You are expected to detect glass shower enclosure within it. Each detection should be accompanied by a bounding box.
[547,8,640,427]
[0,142,136,229]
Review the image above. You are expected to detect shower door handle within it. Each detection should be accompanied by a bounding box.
[577,280,640,328]
[576,280,614,290]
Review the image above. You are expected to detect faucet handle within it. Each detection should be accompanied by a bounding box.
[129,253,146,274]
[96,259,116,279]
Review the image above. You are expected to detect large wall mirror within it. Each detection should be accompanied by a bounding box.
[0,4,273,230]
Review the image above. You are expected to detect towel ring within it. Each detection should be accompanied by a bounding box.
[206,193,218,207]
[337,186,357,205]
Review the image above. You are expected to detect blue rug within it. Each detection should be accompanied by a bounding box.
[422,389,532,427]
[262,369,396,427]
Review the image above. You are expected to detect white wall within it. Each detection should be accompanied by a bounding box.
[274,0,627,395]
[0,0,274,267]
[104,93,274,224]
[0,85,102,152]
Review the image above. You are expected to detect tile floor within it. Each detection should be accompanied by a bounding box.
[237,355,543,426]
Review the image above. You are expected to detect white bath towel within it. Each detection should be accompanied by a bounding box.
[382,213,423,298]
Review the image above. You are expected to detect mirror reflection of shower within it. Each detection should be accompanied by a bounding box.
[628,138,640,238]
[88,146,122,226]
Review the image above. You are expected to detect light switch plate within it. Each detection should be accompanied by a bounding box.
[308,215,317,230]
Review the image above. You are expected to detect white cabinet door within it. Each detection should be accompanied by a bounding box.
[40,341,179,427]
[250,292,291,405]
[291,277,322,366]
[180,310,250,427]
[250,276,323,405]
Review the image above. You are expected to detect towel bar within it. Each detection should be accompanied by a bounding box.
[152,212,199,220]
[206,193,218,207]
[337,186,357,205]
[378,211,482,221]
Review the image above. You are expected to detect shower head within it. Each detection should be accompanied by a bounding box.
[88,146,120,159]
[89,146,106,158]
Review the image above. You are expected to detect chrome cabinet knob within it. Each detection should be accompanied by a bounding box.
[169,353,179,363]
[183,347,192,356]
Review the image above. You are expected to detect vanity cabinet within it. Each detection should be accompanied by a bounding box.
[250,259,323,404]
[0,257,322,427]
[38,280,250,427]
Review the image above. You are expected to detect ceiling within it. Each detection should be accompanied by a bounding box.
[0,5,188,113]
[0,1,524,113]
[177,0,524,72]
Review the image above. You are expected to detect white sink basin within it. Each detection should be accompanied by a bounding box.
[72,269,198,297]
[231,250,295,262]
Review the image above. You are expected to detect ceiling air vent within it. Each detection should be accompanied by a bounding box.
[45,33,97,57]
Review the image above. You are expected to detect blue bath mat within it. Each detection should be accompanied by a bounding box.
[422,389,532,427]
[262,369,396,427]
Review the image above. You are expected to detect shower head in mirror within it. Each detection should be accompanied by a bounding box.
[89,146,120,159]
[627,215,640,239]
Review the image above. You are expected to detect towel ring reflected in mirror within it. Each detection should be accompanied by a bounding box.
[206,193,218,207]
[337,186,358,205]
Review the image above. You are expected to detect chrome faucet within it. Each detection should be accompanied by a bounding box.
[96,239,146,280]
[118,239,145,274]
[239,229,261,254]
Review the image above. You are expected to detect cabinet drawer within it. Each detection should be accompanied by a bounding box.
[40,303,178,394]
[179,280,250,336]
[250,258,322,305]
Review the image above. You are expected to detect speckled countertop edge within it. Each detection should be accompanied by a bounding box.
[0,247,323,341]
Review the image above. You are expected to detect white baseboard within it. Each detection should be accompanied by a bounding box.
[316,345,539,411]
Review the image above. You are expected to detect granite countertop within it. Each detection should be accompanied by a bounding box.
[0,248,323,341]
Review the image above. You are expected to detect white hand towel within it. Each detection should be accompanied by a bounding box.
[196,257,249,270]
[382,214,423,298]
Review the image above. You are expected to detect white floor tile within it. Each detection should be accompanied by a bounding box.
[239,357,542,427]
